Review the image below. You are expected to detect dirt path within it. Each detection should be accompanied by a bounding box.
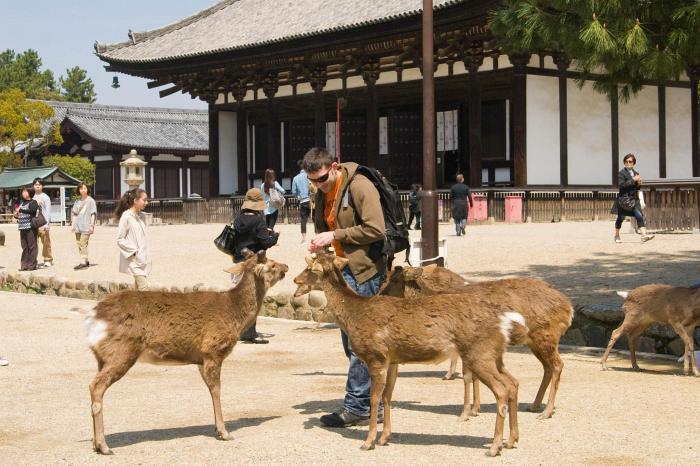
[1,292,697,465]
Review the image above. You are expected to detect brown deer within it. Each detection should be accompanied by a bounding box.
[85,251,288,455]
[601,284,700,376]
[383,265,573,420]
[294,251,527,457]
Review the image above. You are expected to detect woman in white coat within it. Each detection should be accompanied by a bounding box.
[114,188,151,290]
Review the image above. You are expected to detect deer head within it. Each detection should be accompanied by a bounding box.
[225,250,288,290]
[293,251,348,296]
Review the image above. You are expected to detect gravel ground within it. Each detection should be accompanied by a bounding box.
[0,292,698,465]
[0,220,698,306]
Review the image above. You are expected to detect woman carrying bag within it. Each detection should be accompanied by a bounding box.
[261,168,286,231]
[15,186,39,271]
[233,188,279,343]
[613,153,654,243]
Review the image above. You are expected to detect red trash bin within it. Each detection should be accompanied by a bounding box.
[468,194,487,221]
[504,196,523,223]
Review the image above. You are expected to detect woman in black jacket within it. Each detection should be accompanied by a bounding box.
[407,183,422,230]
[233,188,279,343]
[450,174,473,236]
[15,186,39,271]
[614,153,654,243]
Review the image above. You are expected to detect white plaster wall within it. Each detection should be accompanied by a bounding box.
[567,80,612,185]
[665,87,692,178]
[619,86,659,178]
[526,75,560,184]
[218,111,238,195]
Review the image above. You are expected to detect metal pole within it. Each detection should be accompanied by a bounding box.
[421,0,439,265]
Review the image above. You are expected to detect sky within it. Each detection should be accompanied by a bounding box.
[3,0,218,109]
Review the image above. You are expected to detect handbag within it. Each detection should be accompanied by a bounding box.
[269,188,286,209]
[214,224,237,256]
[31,208,47,229]
[618,193,636,211]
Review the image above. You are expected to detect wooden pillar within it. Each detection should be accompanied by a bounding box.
[658,85,666,178]
[466,46,484,187]
[554,53,570,186]
[113,154,121,200]
[363,60,380,168]
[208,104,220,196]
[263,73,280,173]
[233,85,248,194]
[611,87,620,186]
[509,54,529,187]
[144,155,152,195]
[687,66,700,179]
[310,66,327,149]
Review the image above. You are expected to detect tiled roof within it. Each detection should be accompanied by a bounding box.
[95,0,467,64]
[45,101,208,152]
[0,166,82,189]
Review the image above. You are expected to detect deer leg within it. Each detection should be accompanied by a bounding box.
[537,351,563,420]
[528,346,552,413]
[379,363,398,446]
[361,363,387,451]
[601,322,632,370]
[443,356,459,380]
[686,325,699,377]
[496,357,519,448]
[472,362,509,457]
[672,323,698,376]
[458,365,472,421]
[198,360,230,440]
[628,329,643,371]
[89,354,138,455]
[472,374,481,416]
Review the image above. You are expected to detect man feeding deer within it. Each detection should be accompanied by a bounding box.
[303,147,389,428]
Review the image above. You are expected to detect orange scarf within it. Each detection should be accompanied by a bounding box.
[323,170,345,257]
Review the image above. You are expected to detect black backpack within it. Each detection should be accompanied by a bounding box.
[346,166,410,264]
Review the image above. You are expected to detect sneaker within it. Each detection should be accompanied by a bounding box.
[0,357,8,367]
[614,236,622,243]
[320,409,383,427]
[241,337,269,344]
[641,235,655,243]
[74,263,89,270]
[43,261,53,268]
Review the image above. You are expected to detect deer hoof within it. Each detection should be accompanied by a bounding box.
[378,435,391,446]
[360,442,375,451]
[95,445,113,455]
[469,406,480,417]
[486,445,502,457]
[506,437,518,449]
[217,431,233,441]
[537,410,553,420]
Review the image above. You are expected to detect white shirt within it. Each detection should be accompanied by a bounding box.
[33,192,51,230]
[117,210,151,277]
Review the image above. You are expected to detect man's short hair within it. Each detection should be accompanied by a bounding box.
[33,178,44,186]
[302,147,336,173]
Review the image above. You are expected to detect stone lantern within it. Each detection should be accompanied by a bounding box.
[120,149,147,190]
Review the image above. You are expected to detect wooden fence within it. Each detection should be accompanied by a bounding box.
[93,180,700,231]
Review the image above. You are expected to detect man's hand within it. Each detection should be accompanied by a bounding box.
[633,174,641,182]
[309,231,335,252]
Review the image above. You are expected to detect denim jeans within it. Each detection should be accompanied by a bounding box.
[340,266,385,416]
[615,208,645,229]
[454,218,467,235]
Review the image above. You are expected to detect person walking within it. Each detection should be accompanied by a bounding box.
[115,188,151,290]
[450,174,473,236]
[70,182,97,270]
[292,160,311,243]
[303,147,387,428]
[407,183,422,230]
[233,188,279,344]
[614,153,654,243]
[32,178,53,268]
[261,169,285,231]
[15,186,39,271]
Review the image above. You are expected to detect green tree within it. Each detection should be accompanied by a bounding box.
[0,151,22,169]
[0,49,61,100]
[43,154,95,186]
[489,1,700,101]
[0,89,62,166]
[60,66,96,103]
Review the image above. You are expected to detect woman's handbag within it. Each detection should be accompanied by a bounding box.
[618,193,636,211]
[214,224,237,256]
[269,188,286,209]
[31,208,47,229]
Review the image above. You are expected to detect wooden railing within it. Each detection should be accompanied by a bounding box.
[91,180,700,231]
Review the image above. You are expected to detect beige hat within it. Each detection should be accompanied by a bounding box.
[241,188,266,211]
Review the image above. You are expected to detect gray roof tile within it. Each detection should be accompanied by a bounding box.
[96,0,466,63]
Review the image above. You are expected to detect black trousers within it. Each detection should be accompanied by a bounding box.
[299,202,311,234]
[408,211,421,228]
[20,228,38,270]
[265,210,279,230]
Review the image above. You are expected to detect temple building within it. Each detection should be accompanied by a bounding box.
[95,0,698,195]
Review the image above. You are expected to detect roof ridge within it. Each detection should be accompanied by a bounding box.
[95,0,238,54]
[43,100,207,114]
[65,112,208,125]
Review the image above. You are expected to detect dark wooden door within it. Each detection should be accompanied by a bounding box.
[154,166,180,198]
[189,166,210,198]
[388,109,422,188]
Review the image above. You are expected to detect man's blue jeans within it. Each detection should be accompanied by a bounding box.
[340,266,385,416]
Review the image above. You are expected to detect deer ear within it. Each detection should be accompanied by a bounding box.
[333,256,349,270]
[423,264,438,275]
[254,264,269,277]
[224,263,244,275]
[257,250,267,263]
[305,255,314,267]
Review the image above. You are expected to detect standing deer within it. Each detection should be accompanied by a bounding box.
[85,251,288,454]
[383,265,573,419]
[295,251,527,457]
[601,284,700,376]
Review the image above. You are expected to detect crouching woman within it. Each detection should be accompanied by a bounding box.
[114,188,151,290]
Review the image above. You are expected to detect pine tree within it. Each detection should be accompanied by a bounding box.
[60,66,97,103]
[0,49,61,100]
[489,1,700,101]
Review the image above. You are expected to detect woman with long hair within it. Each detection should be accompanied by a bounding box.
[14,186,39,271]
[614,153,654,243]
[70,182,97,270]
[261,168,285,230]
[114,188,151,290]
